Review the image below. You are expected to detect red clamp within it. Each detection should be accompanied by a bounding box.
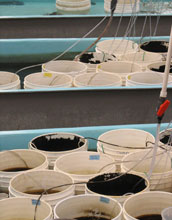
[157,100,170,117]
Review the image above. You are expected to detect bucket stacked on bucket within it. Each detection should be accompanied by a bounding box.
[104,0,140,14]
[56,0,91,14]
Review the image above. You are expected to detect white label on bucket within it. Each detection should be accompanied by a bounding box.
[44,72,52,77]
[32,199,41,206]
[100,197,110,204]
[89,155,100,160]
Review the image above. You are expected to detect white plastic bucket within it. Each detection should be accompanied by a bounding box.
[77,52,117,72]
[96,39,138,58]
[73,72,122,87]
[121,149,172,192]
[123,191,172,220]
[0,197,52,220]
[0,71,20,90]
[147,61,172,75]
[140,40,169,57]
[86,172,149,204]
[97,129,155,171]
[54,151,116,194]
[0,149,48,192]
[24,72,73,89]
[54,194,123,220]
[97,61,142,86]
[42,60,88,77]
[159,128,172,148]
[104,1,140,13]
[161,207,172,220]
[9,170,75,207]
[119,51,163,70]
[126,71,172,86]
[56,0,91,14]
[29,132,88,168]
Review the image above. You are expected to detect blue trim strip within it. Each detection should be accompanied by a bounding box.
[0,123,170,151]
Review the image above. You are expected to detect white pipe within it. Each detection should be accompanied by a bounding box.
[160,26,172,98]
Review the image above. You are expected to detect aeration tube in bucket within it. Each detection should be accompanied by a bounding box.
[97,61,142,86]
[96,39,138,58]
[0,197,52,220]
[9,170,75,207]
[54,151,116,194]
[54,194,123,220]
[121,149,172,192]
[86,172,149,204]
[123,191,172,220]
[0,71,20,90]
[97,129,155,171]
[24,72,73,89]
[119,51,163,70]
[42,60,88,77]
[73,72,122,87]
[126,72,172,87]
[77,52,117,72]
[29,132,88,168]
[0,149,48,193]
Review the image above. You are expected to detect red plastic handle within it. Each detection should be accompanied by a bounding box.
[157,100,170,117]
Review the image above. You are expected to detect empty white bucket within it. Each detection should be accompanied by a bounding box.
[97,61,142,86]
[0,149,48,192]
[54,151,116,194]
[96,39,138,58]
[126,71,172,86]
[123,191,172,220]
[73,72,122,87]
[97,129,155,171]
[86,172,149,204]
[119,51,163,70]
[29,132,88,168]
[42,60,88,77]
[9,170,75,207]
[24,72,73,89]
[147,61,172,75]
[161,207,172,220]
[77,52,117,72]
[0,71,20,90]
[54,194,123,220]
[0,197,52,220]
[121,149,172,192]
